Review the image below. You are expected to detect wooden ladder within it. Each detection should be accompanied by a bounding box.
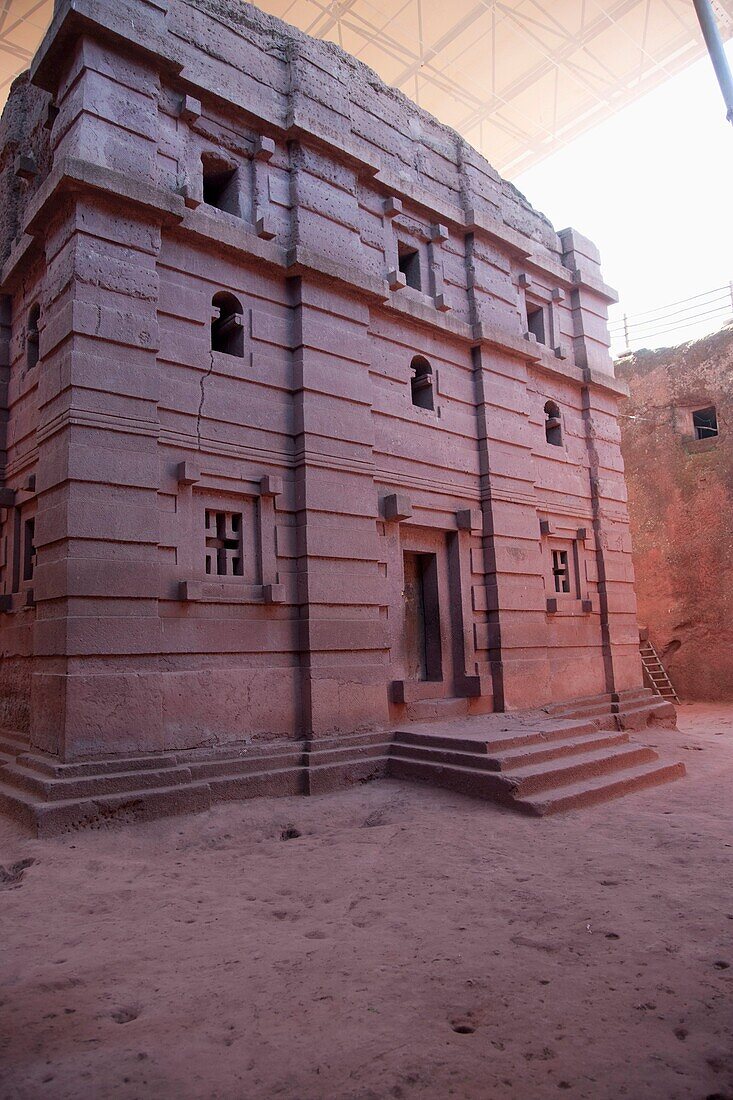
[640,638,680,704]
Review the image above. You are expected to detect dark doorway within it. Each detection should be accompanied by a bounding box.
[403,551,442,682]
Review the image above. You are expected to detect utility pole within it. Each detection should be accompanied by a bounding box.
[693,0,733,124]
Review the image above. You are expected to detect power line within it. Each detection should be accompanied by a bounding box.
[608,281,733,351]
[608,291,731,333]
[613,303,733,338]
[611,307,732,347]
[608,282,731,326]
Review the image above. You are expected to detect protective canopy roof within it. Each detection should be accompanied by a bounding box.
[1,0,732,176]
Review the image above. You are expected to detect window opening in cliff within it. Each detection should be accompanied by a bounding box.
[27,304,40,369]
[410,356,434,411]
[398,244,422,291]
[211,293,244,357]
[552,549,570,594]
[692,406,718,439]
[202,155,240,215]
[527,303,546,344]
[205,511,243,576]
[544,400,562,446]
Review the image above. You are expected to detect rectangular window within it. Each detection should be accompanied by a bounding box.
[527,304,546,344]
[398,245,421,291]
[202,159,240,216]
[692,406,718,440]
[552,549,570,594]
[205,510,244,576]
[22,518,35,582]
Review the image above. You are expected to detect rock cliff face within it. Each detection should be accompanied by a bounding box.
[618,326,733,701]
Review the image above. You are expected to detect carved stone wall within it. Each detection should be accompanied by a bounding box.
[0,0,641,760]
[618,327,733,701]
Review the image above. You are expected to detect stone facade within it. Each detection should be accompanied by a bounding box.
[618,326,733,702]
[0,0,641,764]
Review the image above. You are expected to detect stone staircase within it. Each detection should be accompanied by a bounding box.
[388,688,684,815]
[0,729,30,768]
[0,689,683,834]
[0,730,392,836]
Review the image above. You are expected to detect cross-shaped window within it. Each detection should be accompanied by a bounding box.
[552,549,570,594]
[205,511,243,576]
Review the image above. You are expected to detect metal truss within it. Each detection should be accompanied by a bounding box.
[1,0,732,176]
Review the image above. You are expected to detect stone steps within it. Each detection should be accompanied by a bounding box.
[542,693,615,720]
[207,765,306,802]
[388,748,683,814]
[185,748,303,781]
[0,761,196,802]
[0,730,31,757]
[388,754,508,802]
[0,778,213,835]
[393,729,629,772]
[502,743,658,797]
[522,760,686,816]
[19,752,181,779]
[0,731,388,835]
[493,730,629,769]
[0,690,683,833]
[307,755,390,795]
[388,690,684,813]
[394,717,600,755]
[617,698,676,730]
[403,697,475,722]
[544,688,676,731]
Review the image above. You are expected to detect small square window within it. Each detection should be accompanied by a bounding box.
[205,510,244,576]
[692,406,718,440]
[398,245,421,291]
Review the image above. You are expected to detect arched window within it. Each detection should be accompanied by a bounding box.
[544,400,562,446]
[410,356,434,411]
[211,293,244,358]
[27,303,40,369]
[201,153,239,215]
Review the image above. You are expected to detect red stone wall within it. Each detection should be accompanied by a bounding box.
[0,0,642,761]
[617,326,733,701]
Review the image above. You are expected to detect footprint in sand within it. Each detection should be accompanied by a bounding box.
[111,1007,140,1024]
[450,1018,476,1035]
[0,858,35,890]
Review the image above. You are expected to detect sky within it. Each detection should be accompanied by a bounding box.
[514,42,733,355]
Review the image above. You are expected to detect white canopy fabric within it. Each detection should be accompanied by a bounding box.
[2,0,732,176]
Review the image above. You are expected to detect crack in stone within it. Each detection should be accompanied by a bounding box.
[197,349,215,449]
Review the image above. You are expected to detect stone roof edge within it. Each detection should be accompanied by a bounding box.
[23,0,614,299]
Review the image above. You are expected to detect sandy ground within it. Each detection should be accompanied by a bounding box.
[1,704,732,1100]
